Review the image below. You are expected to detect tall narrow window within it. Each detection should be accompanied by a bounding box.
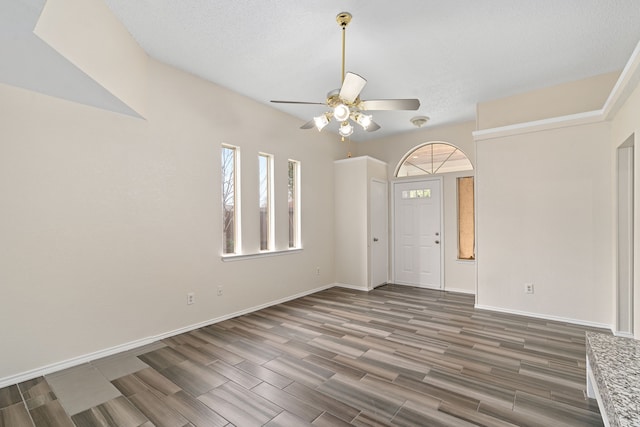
[288,160,301,248]
[259,153,273,251]
[221,145,238,254]
[457,176,475,260]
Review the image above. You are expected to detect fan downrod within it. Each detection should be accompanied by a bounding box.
[336,12,352,83]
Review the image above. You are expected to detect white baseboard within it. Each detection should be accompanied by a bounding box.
[334,282,371,292]
[443,287,475,295]
[613,331,635,338]
[336,282,475,295]
[0,283,335,388]
[474,304,613,331]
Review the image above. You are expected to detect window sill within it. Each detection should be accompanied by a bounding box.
[456,258,476,264]
[221,248,302,262]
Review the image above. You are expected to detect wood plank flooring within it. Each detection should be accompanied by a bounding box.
[1,285,607,426]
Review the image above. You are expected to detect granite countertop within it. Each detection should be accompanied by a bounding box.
[586,332,640,427]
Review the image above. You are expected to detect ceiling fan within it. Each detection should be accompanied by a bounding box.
[271,12,421,140]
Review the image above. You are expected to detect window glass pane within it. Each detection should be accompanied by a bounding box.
[401,189,431,199]
[259,154,271,251]
[397,143,473,177]
[288,160,300,248]
[222,146,237,254]
[457,176,475,260]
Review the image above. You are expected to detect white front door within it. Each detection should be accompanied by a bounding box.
[370,180,388,288]
[393,178,442,288]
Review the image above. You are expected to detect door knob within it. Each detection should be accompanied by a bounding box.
[373,237,379,242]
[435,240,440,244]
[435,232,440,236]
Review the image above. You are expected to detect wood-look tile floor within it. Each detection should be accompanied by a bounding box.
[1,285,607,426]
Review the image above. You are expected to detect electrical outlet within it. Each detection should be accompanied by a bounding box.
[187,292,195,305]
[524,283,534,294]
[217,285,223,296]
[316,267,320,276]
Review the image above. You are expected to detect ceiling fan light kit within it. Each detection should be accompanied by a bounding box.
[355,113,372,129]
[271,12,421,141]
[314,114,330,131]
[339,122,354,137]
[333,103,350,122]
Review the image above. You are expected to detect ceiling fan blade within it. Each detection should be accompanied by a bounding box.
[270,100,326,105]
[366,120,381,132]
[300,120,315,129]
[339,72,367,103]
[360,99,420,111]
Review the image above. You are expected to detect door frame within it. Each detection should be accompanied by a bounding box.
[391,177,445,289]
[616,137,634,337]
[369,178,389,289]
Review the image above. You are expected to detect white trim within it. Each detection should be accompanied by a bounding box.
[613,331,635,338]
[603,40,640,120]
[221,248,302,261]
[443,287,475,295]
[393,141,475,177]
[335,282,371,292]
[472,110,602,141]
[474,304,613,331]
[369,178,389,289]
[288,158,302,250]
[0,282,334,388]
[472,39,640,142]
[615,142,635,337]
[394,282,442,290]
[221,143,241,256]
[258,152,275,252]
[334,155,387,167]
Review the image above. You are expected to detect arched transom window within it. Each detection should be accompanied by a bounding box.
[396,142,475,260]
[397,142,472,177]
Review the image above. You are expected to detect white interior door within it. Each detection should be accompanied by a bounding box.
[393,178,442,288]
[370,180,388,288]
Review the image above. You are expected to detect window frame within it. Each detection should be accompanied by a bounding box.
[456,176,475,261]
[221,144,240,255]
[258,152,274,251]
[288,159,301,249]
[396,142,473,177]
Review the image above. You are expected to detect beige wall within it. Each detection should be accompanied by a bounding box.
[477,72,619,130]
[475,121,613,325]
[473,46,640,330]
[610,80,640,338]
[0,5,346,382]
[3,0,639,385]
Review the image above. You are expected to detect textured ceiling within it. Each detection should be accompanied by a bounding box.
[100,0,640,141]
[7,1,640,142]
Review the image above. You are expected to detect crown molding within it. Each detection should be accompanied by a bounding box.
[473,40,640,142]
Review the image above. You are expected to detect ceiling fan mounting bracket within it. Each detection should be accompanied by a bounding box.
[336,12,352,28]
